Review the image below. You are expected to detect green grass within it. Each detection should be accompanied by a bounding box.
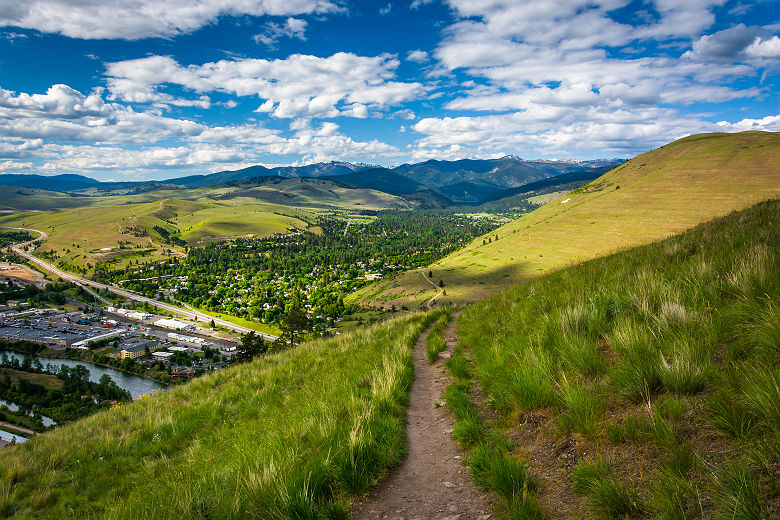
[0,312,438,519]
[572,458,645,519]
[188,305,282,336]
[0,198,314,273]
[456,199,779,518]
[354,131,780,308]
[425,313,450,363]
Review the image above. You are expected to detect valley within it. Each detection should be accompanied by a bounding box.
[0,131,777,519]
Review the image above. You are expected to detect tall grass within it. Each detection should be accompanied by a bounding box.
[458,200,779,517]
[0,312,439,519]
[572,458,645,519]
[426,313,451,363]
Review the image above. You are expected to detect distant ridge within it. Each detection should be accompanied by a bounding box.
[0,173,100,192]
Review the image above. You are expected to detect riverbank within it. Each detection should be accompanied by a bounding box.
[1,350,166,399]
[3,345,171,386]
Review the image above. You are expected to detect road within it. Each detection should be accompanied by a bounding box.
[5,227,277,339]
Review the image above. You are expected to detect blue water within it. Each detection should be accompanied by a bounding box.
[0,351,165,399]
[0,398,56,427]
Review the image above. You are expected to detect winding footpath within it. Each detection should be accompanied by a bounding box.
[419,270,445,310]
[352,315,492,520]
[4,227,276,339]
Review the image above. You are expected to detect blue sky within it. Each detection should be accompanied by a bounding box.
[0,0,778,181]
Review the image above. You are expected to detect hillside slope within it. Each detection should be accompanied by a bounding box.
[453,199,779,518]
[0,198,314,273]
[0,312,441,519]
[352,131,780,308]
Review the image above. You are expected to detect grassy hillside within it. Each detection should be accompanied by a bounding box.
[0,177,411,213]
[0,198,314,272]
[452,199,778,519]
[351,131,780,308]
[0,311,442,519]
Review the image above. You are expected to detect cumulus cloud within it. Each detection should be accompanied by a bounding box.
[716,114,780,131]
[104,53,425,119]
[0,0,340,40]
[406,0,777,159]
[253,17,308,48]
[746,36,780,58]
[682,24,764,61]
[407,50,430,63]
[411,107,714,160]
[0,83,403,179]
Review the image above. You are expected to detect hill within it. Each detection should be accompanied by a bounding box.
[328,168,454,208]
[2,201,775,519]
[0,198,316,273]
[479,166,613,205]
[0,176,412,213]
[451,199,779,518]
[0,312,442,519]
[350,131,780,308]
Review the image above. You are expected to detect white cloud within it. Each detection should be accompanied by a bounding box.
[0,83,403,179]
[416,1,773,160]
[0,0,340,40]
[379,4,392,16]
[746,35,780,58]
[716,114,780,131]
[105,53,425,119]
[682,24,763,61]
[253,17,308,48]
[0,160,33,172]
[410,105,778,160]
[407,50,430,63]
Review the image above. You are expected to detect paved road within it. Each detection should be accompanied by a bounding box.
[5,227,276,339]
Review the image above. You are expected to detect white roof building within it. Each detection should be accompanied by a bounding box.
[154,318,189,330]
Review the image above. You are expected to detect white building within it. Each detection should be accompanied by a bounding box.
[155,318,190,330]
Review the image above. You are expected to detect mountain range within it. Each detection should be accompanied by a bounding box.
[0,157,624,206]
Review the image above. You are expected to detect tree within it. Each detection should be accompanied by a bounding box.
[438,279,444,288]
[236,331,268,363]
[276,305,311,349]
[210,319,216,329]
[428,270,432,278]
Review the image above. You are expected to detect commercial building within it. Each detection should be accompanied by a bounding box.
[0,326,86,347]
[154,318,190,330]
[71,329,127,350]
[152,351,174,362]
[120,344,147,360]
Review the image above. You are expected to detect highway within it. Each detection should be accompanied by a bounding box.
[5,227,277,340]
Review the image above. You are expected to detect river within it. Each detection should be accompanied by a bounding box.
[0,351,165,399]
[0,398,56,427]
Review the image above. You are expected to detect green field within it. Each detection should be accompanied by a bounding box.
[0,198,314,272]
[0,311,443,519]
[351,131,780,308]
[451,199,779,518]
[188,305,282,336]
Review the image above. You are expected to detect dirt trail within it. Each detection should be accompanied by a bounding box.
[419,271,444,310]
[352,316,492,520]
